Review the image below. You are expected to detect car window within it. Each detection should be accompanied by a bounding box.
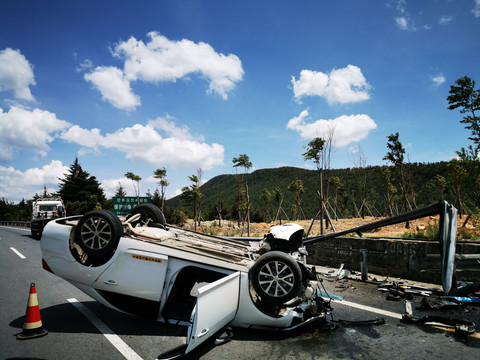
[39,205,56,211]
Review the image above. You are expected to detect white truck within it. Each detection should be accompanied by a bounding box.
[31,198,66,239]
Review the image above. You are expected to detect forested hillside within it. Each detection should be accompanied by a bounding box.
[166,161,460,222]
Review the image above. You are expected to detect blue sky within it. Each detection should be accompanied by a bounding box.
[1,0,480,203]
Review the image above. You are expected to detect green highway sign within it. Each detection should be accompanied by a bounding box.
[113,196,151,216]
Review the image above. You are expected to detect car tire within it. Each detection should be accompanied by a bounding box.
[249,251,302,304]
[126,203,166,227]
[75,210,123,257]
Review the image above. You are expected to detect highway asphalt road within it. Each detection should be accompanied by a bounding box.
[1,225,480,359]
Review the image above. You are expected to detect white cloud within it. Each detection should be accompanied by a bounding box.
[0,106,71,162]
[169,188,183,199]
[0,160,69,201]
[148,115,204,141]
[105,125,224,170]
[0,104,224,173]
[439,16,454,25]
[395,16,416,31]
[76,59,93,72]
[473,0,480,17]
[388,1,417,31]
[432,73,446,87]
[61,120,224,170]
[287,110,377,147]
[99,178,130,198]
[83,33,244,109]
[0,48,36,101]
[60,125,103,147]
[395,16,408,30]
[113,32,244,100]
[392,0,407,13]
[84,66,140,110]
[291,65,371,104]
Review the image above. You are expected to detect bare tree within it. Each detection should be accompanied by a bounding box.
[379,167,397,217]
[232,154,252,236]
[302,127,335,234]
[288,178,304,220]
[180,169,203,231]
[260,187,272,223]
[215,197,225,227]
[383,132,411,213]
[351,145,368,218]
[273,187,288,224]
[447,159,467,217]
[125,172,141,205]
[328,176,341,220]
[153,168,169,213]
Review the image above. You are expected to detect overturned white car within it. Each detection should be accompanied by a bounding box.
[40,204,332,358]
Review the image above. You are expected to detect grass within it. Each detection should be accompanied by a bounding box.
[401,220,440,240]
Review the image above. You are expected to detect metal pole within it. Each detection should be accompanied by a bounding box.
[360,249,368,281]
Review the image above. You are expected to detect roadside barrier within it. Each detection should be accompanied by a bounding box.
[0,221,30,227]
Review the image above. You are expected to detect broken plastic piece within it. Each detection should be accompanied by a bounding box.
[402,300,475,336]
[336,318,386,326]
[404,300,413,318]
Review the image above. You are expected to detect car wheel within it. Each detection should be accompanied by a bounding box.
[126,203,166,227]
[75,210,123,257]
[249,251,302,304]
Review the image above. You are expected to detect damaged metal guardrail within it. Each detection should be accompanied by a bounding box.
[0,221,30,227]
[304,200,458,294]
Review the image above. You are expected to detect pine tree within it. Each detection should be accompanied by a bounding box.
[57,158,106,215]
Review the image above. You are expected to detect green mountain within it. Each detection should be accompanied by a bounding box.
[167,162,458,222]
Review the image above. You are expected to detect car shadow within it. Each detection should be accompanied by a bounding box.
[10,301,186,337]
[18,232,39,241]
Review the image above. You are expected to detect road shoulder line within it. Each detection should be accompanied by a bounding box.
[67,298,143,360]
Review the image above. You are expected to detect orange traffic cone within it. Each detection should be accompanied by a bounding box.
[17,283,48,340]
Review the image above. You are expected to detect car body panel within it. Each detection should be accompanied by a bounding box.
[41,218,111,285]
[186,271,240,354]
[93,249,168,302]
[231,272,297,328]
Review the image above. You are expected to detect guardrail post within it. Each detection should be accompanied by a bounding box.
[360,249,368,281]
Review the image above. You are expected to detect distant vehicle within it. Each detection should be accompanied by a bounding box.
[31,198,66,239]
[40,204,331,358]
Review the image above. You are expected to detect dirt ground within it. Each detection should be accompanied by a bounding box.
[184,214,480,240]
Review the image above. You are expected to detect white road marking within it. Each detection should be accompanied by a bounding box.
[333,299,403,320]
[67,298,143,360]
[1,226,30,232]
[10,247,26,259]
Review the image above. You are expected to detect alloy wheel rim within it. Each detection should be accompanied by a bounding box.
[257,260,295,297]
[81,217,112,250]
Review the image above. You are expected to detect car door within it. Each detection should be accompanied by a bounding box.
[93,249,168,302]
[185,271,241,355]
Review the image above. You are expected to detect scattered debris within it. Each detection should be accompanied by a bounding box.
[450,282,480,297]
[402,300,476,337]
[419,296,463,311]
[322,263,351,280]
[335,318,386,326]
[378,282,439,300]
[451,296,480,305]
[318,289,343,301]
